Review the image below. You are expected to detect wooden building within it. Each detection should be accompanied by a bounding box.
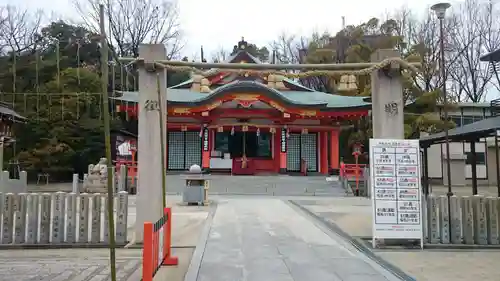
[112,39,371,175]
[0,101,25,139]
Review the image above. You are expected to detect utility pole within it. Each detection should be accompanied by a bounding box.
[99,4,117,281]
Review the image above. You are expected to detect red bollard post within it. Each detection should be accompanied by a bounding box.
[142,222,154,281]
[162,207,178,265]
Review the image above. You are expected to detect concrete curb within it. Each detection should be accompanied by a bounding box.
[357,237,500,250]
[288,200,415,281]
[0,242,128,250]
[168,191,342,197]
[183,202,218,281]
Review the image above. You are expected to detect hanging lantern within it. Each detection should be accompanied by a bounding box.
[242,125,248,132]
[301,128,308,134]
[231,126,235,135]
[338,74,358,92]
[217,126,224,133]
[286,129,290,139]
[256,128,260,137]
[352,142,364,156]
[269,127,276,134]
[199,127,203,138]
[338,75,348,91]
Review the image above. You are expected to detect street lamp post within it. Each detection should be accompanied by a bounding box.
[431,2,452,198]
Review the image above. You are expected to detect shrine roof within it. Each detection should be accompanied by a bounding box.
[112,80,371,110]
[0,101,25,122]
[112,38,371,110]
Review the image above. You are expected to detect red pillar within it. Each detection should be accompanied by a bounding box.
[279,127,287,174]
[330,130,340,175]
[202,127,210,172]
[320,131,328,174]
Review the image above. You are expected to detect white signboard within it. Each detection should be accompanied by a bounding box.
[369,139,423,248]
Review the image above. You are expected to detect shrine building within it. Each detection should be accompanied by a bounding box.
[112,39,371,175]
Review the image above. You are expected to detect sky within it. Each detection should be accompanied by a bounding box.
[2,0,450,58]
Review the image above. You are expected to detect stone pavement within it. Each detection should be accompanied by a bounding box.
[295,197,500,281]
[0,248,143,281]
[193,198,401,281]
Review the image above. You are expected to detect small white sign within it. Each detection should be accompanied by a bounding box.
[370,139,423,248]
[158,226,164,267]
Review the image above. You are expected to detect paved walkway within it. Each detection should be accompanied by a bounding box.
[296,197,500,281]
[195,198,400,281]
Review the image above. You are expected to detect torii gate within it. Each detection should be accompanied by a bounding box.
[124,44,416,242]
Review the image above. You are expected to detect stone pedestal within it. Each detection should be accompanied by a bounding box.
[442,153,466,187]
[135,44,167,242]
[370,49,404,139]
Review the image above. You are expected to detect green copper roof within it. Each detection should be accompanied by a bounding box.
[112,80,370,110]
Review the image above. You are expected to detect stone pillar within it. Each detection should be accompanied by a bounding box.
[136,44,168,242]
[461,196,474,244]
[14,193,27,244]
[427,195,439,244]
[78,193,90,243]
[2,193,14,244]
[319,131,328,174]
[90,194,102,243]
[279,127,287,174]
[118,165,127,192]
[39,193,51,244]
[485,197,499,245]
[370,49,404,139]
[449,195,461,244]
[111,166,116,193]
[103,195,111,243]
[66,193,77,243]
[329,130,340,175]
[26,194,38,244]
[116,191,129,244]
[438,195,450,244]
[72,174,79,194]
[52,192,66,243]
[473,195,488,245]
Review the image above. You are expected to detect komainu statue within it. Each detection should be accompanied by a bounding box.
[84,158,108,193]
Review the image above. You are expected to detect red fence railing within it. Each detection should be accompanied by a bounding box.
[340,163,366,196]
[142,207,178,281]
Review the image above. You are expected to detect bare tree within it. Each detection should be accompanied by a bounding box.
[481,0,500,94]
[0,5,43,55]
[211,46,229,63]
[447,0,496,102]
[74,0,182,58]
[269,32,334,91]
[269,32,309,64]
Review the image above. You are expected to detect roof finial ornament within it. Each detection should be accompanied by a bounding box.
[238,37,247,50]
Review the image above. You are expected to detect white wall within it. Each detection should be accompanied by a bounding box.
[426,141,488,179]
